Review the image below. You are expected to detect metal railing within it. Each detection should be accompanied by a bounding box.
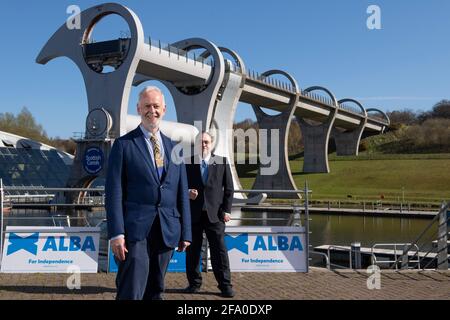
[1,216,90,227]
[3,186,105,208]
[309,250,331,270]
[339,103,366,116]
[324,245,357,269]
[309,199,439,214]
[145,36,215,69]
[386,201,449,271]
[371,243,421,270]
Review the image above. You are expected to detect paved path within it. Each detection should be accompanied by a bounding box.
[0,268,449,300]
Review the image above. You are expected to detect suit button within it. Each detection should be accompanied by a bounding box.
[157,204,161,207]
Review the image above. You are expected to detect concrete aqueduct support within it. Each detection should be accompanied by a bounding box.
[297,86,338,173]
[200,47,247,197]
[36,3,145,190]
[333,99,368,156]
[251,70,300,199]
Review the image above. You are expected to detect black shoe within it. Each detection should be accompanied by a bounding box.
[184,285,201,293]
[220,287,235,298]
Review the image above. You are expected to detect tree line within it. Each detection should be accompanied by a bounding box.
[1,101,449,156]
[0,107,76,154]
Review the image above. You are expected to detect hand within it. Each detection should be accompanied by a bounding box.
[177,241,191,252]
[189,189,198,200]
[111,238,128,262]
[223,213,231,223]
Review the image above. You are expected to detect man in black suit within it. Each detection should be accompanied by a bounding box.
[184,132,235,298]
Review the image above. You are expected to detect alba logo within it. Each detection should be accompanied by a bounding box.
[254,235,303,252]
[6,233,96,256]
[226,234,303,254]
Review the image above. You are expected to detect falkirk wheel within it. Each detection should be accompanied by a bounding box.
[37,3,389,202]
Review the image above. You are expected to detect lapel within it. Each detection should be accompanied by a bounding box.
[131,127,160,185]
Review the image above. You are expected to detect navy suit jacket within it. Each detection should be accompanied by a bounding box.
[186,155,234,224]
[105,127,192,247]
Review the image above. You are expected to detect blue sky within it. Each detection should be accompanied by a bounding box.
[1,0,449,139]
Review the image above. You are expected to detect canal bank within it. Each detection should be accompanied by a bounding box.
[242,205,437,219]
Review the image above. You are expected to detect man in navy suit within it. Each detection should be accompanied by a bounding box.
[184,132,235,297]
[105,86,191,300]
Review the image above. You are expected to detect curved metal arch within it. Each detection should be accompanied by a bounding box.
[260,69,300,94]
[170,37,225,94]
[303,86,338,107]
[37,3,144,71]
[366,108,390,126]
[200,46,246,76]
[252,69,300,119]
[36,3,145,137]
[338,98,368,117]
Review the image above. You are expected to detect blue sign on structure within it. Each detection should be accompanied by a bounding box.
[224,227,308,272]
[83,147,104,174]
[0,227,100,273]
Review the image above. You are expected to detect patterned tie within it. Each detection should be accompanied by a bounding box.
[201,160,208,185]
[150,133,164,179]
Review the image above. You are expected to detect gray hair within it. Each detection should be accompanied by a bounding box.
[200,131,214,142]
[138,86,166,106]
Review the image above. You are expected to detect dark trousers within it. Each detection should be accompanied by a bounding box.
[186,211,232,290]
[115,215,173,300]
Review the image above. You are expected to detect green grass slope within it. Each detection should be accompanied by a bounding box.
[236,153,450,203]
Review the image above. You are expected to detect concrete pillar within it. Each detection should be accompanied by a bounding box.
[333,99,368,156]
[297,87,338,173]
[202,48,247,198]
[251,70,300,199]
[333,126,366,156]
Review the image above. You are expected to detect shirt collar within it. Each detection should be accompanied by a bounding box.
[200,153,211,163]
[139,124,161,140]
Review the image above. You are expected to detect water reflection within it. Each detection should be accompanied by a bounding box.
[309,214,436,251]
